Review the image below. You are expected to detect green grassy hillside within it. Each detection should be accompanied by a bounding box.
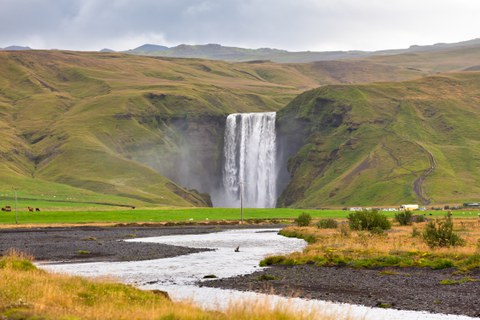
[1,50,479,208]
[3,50,420,207]
[277,72,480,207]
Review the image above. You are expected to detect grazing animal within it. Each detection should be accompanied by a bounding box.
[4,206,12,212]
[28,206,34,212]
[1,208,5,212]
[35,208,40,212]
[234,246,240,252]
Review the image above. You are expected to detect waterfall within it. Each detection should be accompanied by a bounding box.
[222,112,277,208]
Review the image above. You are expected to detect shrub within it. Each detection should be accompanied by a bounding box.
[395,210,412,226]
[412,214,426,223]
[422,215,465,248]
[295,213,312,227]
[316,218,338,229]
[347,210,391,231]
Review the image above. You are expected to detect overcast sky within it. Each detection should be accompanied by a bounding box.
[1,0,479,52]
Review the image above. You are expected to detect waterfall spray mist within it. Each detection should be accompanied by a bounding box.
[221,112,277,208]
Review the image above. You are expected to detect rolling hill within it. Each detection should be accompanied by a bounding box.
[2,50,420,207]
[276,71,480,207]
[1,48,480,208]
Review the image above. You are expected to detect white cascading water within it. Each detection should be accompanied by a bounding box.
[222,112,277,208]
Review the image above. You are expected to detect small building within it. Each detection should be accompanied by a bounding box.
[400,204,419,211]
[463,202,480,208]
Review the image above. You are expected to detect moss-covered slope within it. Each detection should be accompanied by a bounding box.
[277,72,480,207]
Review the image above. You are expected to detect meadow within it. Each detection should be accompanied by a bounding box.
[261,215,480,271]
[0,200,478,225]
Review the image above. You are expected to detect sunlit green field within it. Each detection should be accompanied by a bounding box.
[0,203,478,225]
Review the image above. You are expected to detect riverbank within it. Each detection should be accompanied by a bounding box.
[0,224,281,263]
[3,224,479,318]
[204,265,480,317]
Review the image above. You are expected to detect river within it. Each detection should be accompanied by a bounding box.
[41,228,474,320]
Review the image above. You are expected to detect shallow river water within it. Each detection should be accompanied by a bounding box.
[41,228,475,320]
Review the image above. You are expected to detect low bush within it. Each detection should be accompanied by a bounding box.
[348,210,391,231]
[395,210,412,225]
[294,213,312,227]
[412,215,426,223]
[316,218,338,229]
[422,215,465,248]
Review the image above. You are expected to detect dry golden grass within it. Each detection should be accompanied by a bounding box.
[0,251,343,320]
[270,218,480,270]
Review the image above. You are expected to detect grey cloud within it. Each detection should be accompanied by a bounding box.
[0,0,479,51]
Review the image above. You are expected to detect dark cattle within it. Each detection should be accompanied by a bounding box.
[1,208,5,212]
[35,208,40,212]
[28,207,34,212]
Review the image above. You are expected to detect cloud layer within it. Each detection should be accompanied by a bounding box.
[1,0,479,51]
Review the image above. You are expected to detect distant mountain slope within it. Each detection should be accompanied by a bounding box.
[277,72,480,207]
[126,43,371,62]
[126,38,480,64]
[129,44,169,53]
[1,45,32,51]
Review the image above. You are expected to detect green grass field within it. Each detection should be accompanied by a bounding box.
[0,206,478,225]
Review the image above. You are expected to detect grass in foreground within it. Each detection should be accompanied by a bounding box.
[0,252,340,320]
[262,218,480,271]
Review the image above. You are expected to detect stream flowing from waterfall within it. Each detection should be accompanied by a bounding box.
[40,229,473,320]
[221,112,277,208]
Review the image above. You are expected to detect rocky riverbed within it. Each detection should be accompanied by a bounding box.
[203,264,480,317]
[0,224,274,263]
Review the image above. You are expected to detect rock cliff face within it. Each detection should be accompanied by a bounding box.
[130,113,226,202]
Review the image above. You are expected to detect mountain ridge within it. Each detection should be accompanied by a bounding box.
[124,38,480,63]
